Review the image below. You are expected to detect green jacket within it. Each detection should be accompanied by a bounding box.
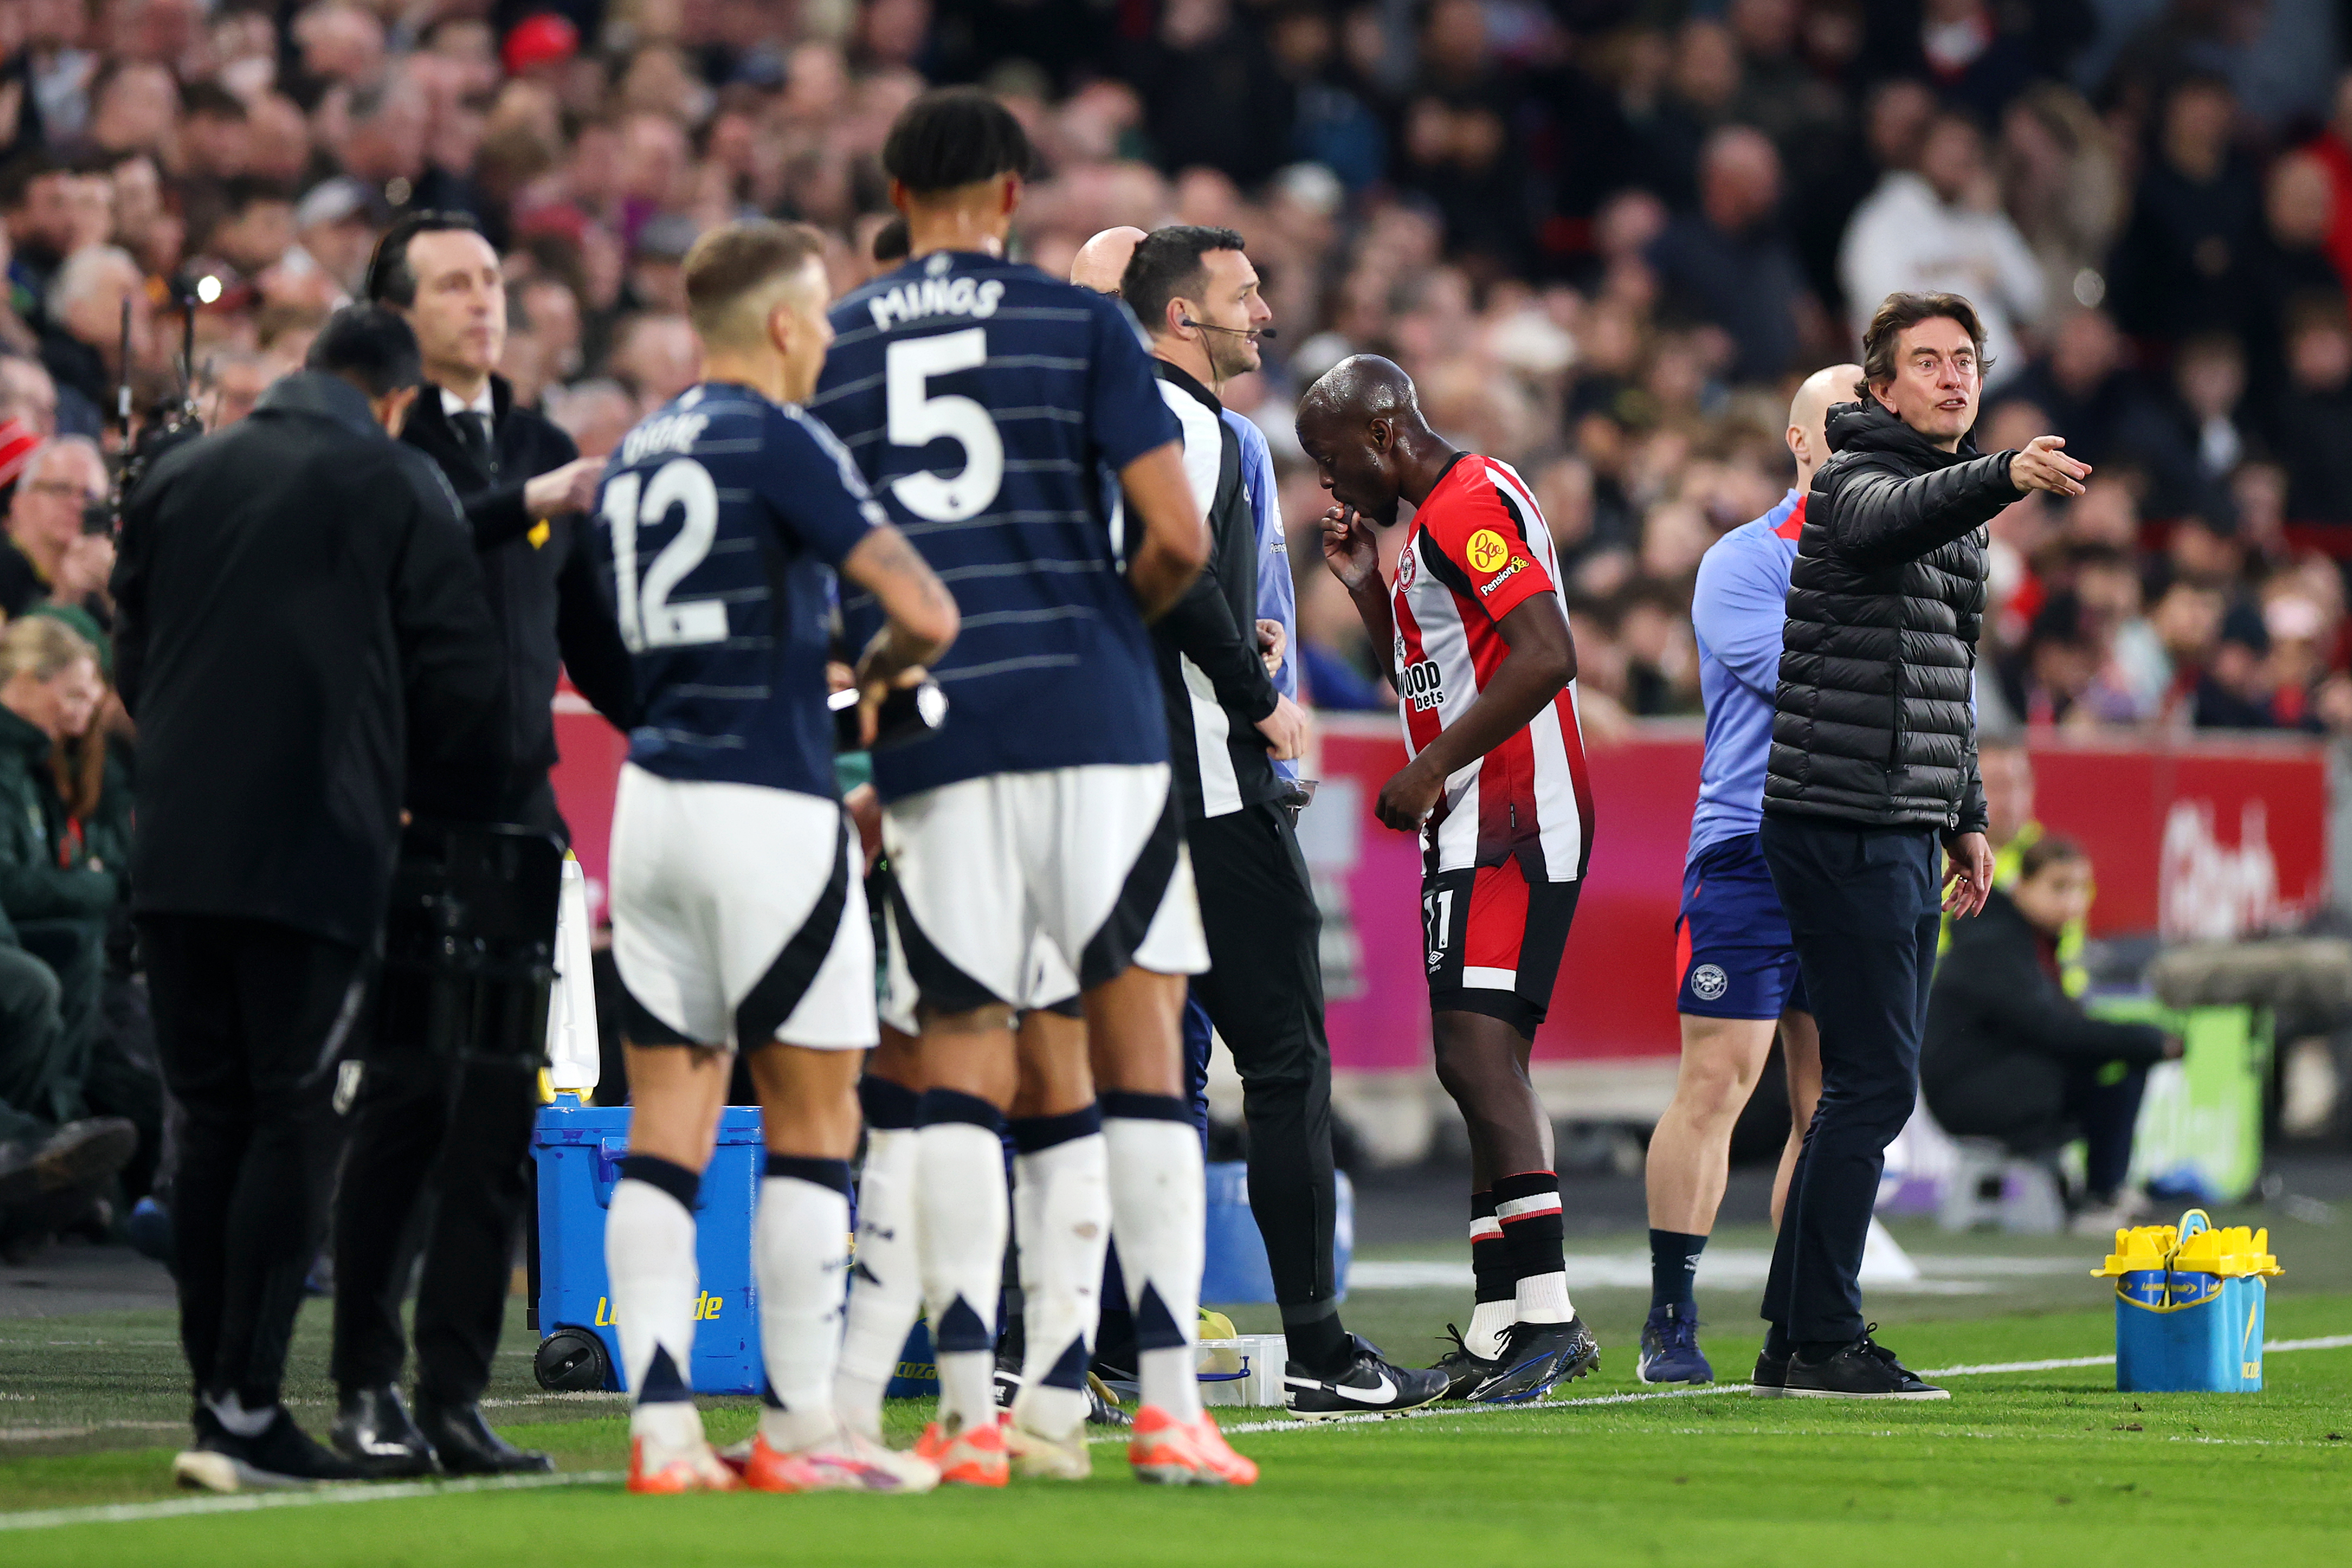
[0,706,117,922]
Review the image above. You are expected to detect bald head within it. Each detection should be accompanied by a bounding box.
[1299,354,1422,427]
[1788,362,1862,488]
[1070,226,1147,295]
[1296,355,1443,526]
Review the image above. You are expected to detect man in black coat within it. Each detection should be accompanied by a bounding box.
[111,306,511,1490]
[325,212,634,1477]
[1756,293,2086,1400]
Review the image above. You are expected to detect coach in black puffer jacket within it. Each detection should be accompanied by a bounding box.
[1764,396,2017,834]
[1752,292,2090,1398]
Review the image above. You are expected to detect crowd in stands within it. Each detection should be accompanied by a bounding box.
[7,1,2352,742]
[1,0,2351,1230]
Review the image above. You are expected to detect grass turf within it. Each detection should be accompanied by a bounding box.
[3,1288,2348,1566]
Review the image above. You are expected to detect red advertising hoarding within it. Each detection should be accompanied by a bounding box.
[551,696,2330,1071]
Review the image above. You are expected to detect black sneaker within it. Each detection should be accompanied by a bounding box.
[1782,1328,1947,1401]
[1750,1345,1790,1398]
[1429,1324,1498,1401]
[174,1406,374,1492]
[1467,1317,1600,1404]
[1283,1333,1451,1421]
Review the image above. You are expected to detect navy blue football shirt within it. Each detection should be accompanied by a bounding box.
[809,249,1180,801]
[593,381,882,799]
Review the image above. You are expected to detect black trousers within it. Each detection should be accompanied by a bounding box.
[1759,816,1940,1347]
[329,1044,539,1403]
[1928,1055,2151,1198]
[330,783,559,1405]
[141,914,366,1406]
[1186,801,1340,1319]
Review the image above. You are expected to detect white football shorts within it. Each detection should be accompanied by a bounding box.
[879,763,1207,1031]
[608,764,877,1052]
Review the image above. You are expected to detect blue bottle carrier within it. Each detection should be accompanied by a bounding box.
[530,1099,766,1395]
[2092,1208,2281,1393]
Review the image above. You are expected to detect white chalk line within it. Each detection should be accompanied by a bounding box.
[3,1334,2345,1533]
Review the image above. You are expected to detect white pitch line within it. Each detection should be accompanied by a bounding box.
[5,1334,2347,1533]
[0,1468,626,1533]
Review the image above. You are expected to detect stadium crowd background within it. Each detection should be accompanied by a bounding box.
[4,0,2352,1242]
[7,0,2352,746]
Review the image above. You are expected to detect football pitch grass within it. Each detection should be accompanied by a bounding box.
[4,1260,2348,1566]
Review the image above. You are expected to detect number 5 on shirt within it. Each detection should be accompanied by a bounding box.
[886,328,1004,523]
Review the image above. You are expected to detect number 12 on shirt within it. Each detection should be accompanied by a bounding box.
[603,457,729,651]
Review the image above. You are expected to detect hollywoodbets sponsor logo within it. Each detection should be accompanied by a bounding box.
[596,1293,727,1325]
[1401,657,1446,712]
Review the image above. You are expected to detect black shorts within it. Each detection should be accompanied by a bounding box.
[1422,859,1580,1041]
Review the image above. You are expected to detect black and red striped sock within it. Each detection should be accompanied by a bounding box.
[1493,1169,1572,1325]
[1465,1190,1512,1357]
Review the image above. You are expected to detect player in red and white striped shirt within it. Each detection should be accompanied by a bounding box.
[1299,354,1599,1404]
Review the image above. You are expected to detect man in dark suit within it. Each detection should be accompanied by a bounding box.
[112,306,511,1491]
[325,212,635,1477]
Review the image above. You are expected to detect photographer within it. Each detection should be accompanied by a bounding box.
[112,306,510,1492]
[325,212,633,1478]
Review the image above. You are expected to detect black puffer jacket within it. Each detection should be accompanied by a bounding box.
[1764,399,2019,833]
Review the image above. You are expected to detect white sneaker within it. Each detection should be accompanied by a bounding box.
[1005,1420,1092,1480]
[796,1428,941,1494]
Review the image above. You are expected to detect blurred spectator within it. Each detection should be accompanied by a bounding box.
[1648,126,1808,385]
[1125,0,1292,189]
[2106,76,2259,346]
[1840,109,2044,387]
[2272,298,2352,521]
[2116,332,2251,520]
[2003,307,2144,468]
[0,435,110,620]
[0,353,57,439]
[2238,149,2345,408]
[38,244,148,430]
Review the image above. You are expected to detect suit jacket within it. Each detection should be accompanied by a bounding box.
[400,375,635,797]
[111,372,511,948]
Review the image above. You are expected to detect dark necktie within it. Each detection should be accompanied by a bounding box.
[460,409,496,475]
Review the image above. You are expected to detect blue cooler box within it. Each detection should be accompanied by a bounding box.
[531,1099,765,1395]
[1202,1160,1353,1305]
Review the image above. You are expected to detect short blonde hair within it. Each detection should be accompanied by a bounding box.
[682,220,828,350]
[0,614,97,686]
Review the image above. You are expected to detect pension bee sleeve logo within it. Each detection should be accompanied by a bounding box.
[1465,528,1512,575]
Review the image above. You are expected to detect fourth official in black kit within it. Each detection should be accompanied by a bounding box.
[327,214,636,1476]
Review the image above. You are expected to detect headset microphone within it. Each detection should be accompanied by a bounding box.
[1179,317,1277,340]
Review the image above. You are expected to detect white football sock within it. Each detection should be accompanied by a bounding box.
[605,1173,705,1450]
[1104,1111,1204,1424]
[754,1170,850,1453]
[1010,1127,1110,1441]
[836,1128,921,1441]
[916,1119,1008,1432]
[1515,1271,1574,1325]
[1466,1299,1514,1360]
[205,1391,275,1439]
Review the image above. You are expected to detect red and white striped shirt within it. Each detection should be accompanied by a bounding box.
[1391,453,1595,880]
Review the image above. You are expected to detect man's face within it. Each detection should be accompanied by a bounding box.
[772,261,836,406]
[8,173,79,264]
[1979,744,2035,846]
[1186,248,1272,380]
[210,359,274,427]
[399,228,505,383]
[11,446,106,555]
[1870,317,1981,447]
[1297,409,1403,525]
[0,360,59,436]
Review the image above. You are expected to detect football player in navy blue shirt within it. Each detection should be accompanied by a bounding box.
[808,88,1255,1487]
[592,219,959,1495]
